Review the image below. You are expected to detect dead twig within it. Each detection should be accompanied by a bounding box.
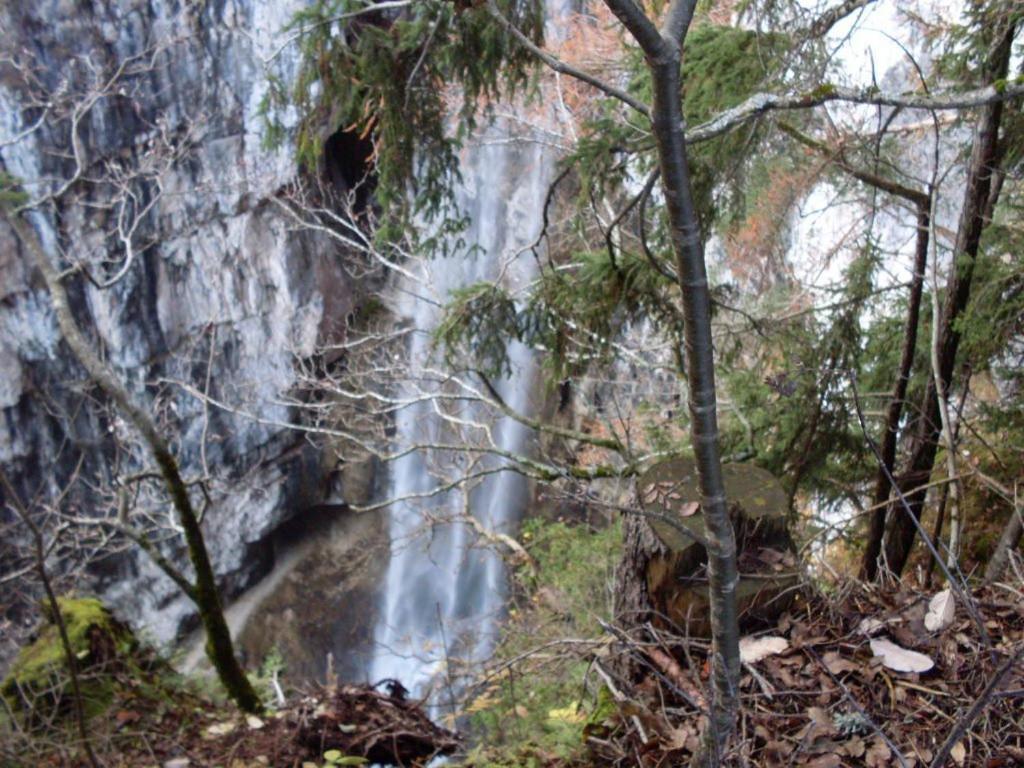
[928,644,1024,768]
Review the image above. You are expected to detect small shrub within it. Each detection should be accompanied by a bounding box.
[460,518,621,766]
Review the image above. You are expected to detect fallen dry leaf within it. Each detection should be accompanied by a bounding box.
[740,635,789,664]
[202,720,237,739]
[924,589,955,632]
[662,726,690,751]
[801,706,836,742]
[802,754,841,768]
[843,736,866,758]
[679,501,699,517]
[869,637,934,674]
[822,650,859,675]
[911,743,933,763]
[859,617,886,636]
[806,706,831,726]
[865,737,892,767]
[114,709,141,728]
[950,741,967,766]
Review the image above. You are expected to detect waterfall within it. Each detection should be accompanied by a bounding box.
[368,120,560,699]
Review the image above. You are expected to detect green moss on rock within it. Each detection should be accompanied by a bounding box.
[2,597,135,719]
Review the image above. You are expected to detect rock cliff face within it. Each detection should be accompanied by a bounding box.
[0,0,360,643]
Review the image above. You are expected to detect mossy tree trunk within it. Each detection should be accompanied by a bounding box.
[3,208,262,714]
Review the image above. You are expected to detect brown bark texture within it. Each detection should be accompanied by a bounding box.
[861,204,930,581]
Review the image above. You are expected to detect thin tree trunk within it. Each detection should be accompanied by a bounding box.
[924,376,969,587]
[926,185,964,571]
[880,22,1015,578]
[861,204,929,580]
[775,123,932,582]
[786,355,836,509]
[651,51,739,768]
[602,0,740,757]
[985,487,1023,582]
[3,209,262,714]
[0,469,101,768]
[925,480,950,587]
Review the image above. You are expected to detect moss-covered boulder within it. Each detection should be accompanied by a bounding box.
[2,597,136,720]
[616,458,799,638]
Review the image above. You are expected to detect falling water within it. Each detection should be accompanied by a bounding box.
[368,111,564,699]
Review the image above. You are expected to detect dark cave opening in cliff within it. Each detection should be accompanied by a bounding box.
[322,129,376,220]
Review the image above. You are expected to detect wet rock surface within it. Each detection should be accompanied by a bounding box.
[235,503,389,685]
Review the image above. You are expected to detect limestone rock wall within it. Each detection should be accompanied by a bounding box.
[0,0,358,643]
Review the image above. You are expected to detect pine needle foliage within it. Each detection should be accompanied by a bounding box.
[436,22,789,380]
[681,24,788,222]
[521,248,680,381]
[568,24,788,232]
[717,249,893,504]
[434,247,681,381]
[959,179,1024,409]
[435,281,522,378]
[286,0,544,242]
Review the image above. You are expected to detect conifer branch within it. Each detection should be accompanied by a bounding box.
[492,5,1024,154]
[778,122,928,204]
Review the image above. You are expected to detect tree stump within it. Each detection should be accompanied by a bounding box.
[615,458,798,639]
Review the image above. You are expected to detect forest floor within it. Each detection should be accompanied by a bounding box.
[457,518,1024,768]
[568,583,1024,767]
[2,518,1023,767]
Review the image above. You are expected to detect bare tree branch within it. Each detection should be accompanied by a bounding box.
[484,0,650,117]
[687,81,1024,145]
[2,198,262,714]
[805,0,877,39]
